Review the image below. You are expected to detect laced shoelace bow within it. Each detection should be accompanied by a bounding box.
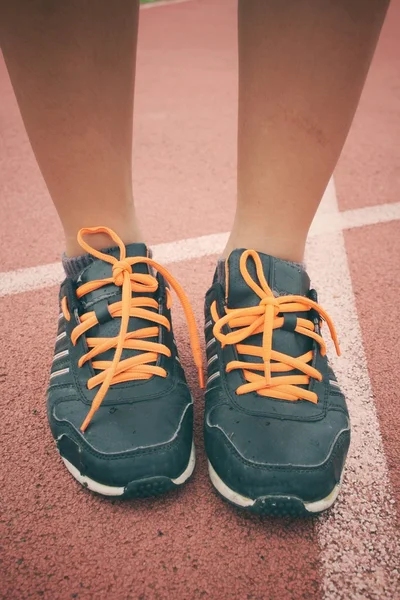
[63,227,204,432]
[211,250,340,403]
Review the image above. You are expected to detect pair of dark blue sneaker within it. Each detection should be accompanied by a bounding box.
[47,227,350,516]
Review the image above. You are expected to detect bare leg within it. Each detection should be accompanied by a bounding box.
[0,0,141,256]
[224,0,389,262]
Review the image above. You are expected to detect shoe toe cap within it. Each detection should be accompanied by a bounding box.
[50,393,193,488]
[205,404,350,503]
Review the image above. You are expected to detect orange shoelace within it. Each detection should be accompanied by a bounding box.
[62,226,204,432]
[211,249,340,403]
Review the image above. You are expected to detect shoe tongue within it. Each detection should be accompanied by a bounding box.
[78,242,149,284]
[76,243,149,306]
[75,242,155,367]
[224,249,310,308]
[220,249,312,383]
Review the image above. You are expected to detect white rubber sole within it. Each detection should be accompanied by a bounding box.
[208,460,342,514]
[61,442,196,497]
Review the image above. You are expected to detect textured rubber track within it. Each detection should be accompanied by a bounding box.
[1,0,400,598]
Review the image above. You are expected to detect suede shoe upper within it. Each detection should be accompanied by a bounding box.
[204,249,350,503]
[47,227,203,489]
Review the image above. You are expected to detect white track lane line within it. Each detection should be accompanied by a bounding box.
[0,198,399,298]
[307,181,400,600]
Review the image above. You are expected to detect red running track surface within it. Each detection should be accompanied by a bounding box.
[0,1,399,599]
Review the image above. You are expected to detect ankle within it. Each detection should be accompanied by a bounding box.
[64,220,144,258]
[222,229,306,263]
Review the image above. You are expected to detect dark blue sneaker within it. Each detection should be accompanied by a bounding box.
[47,226,203,498]
[204,249,350,516]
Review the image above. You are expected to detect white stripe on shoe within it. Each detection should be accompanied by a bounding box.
[207,371,220,386]
[49,368,70,380]
[329,380,341,389]
[52,350,69,362]
[207,354,218,367]
[206,337,216,350]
